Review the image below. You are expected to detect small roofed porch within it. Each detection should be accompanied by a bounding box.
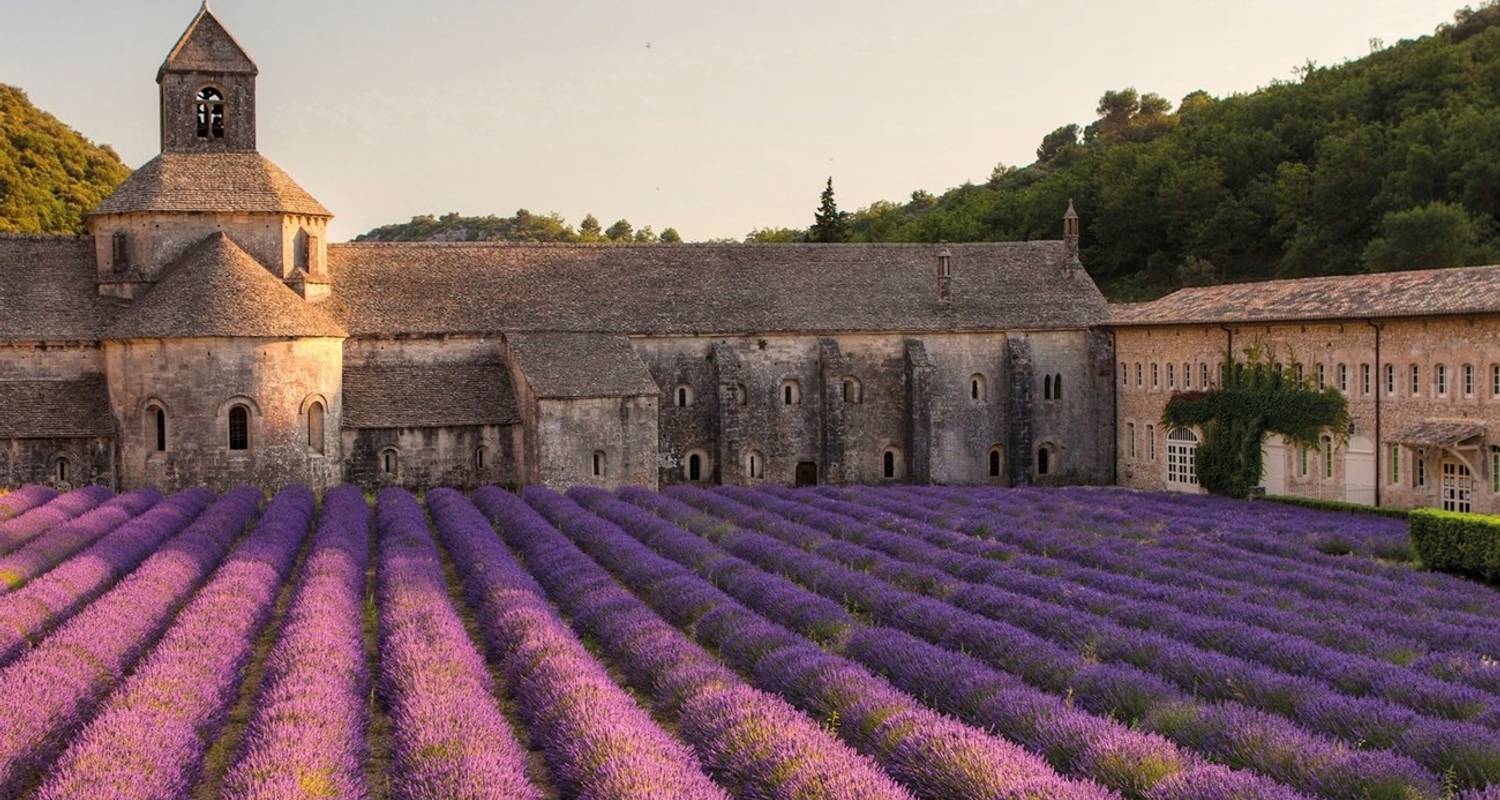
[1389,419,1488,513]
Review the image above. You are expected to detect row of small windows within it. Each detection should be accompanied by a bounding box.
[1123,358,1500,401]
[1122,361,1219,390]
[673,374,998,408]
[145,400,328,455]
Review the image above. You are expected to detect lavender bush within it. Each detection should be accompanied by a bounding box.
[0,485,57,521]
[0,485,112,555]
[0,489,162,592]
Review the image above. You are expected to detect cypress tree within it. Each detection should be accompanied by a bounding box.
[809,177,849,243]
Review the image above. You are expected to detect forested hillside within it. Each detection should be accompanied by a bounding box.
[0,85,129,235]
[356,210,683,244]
[825,3,1500,299]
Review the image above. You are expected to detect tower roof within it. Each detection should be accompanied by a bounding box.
[91,152,330,217]
[158,3,257,81]
[107,233,346,339]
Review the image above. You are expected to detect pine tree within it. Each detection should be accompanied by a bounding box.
[579,213,602,241]
[809,177,848,243]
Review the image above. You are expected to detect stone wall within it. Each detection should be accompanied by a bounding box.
[0,343,102,380]
[0,438,113,489]
[90,214,327,296]
[533,396,659,490]
[159,71,256,152]
[1113,317,1500,513]
[104,336,344,492]
[343,424,520,490]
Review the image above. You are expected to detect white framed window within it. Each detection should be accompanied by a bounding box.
[1200,363,1210,387]
[1321,435,1334,479]
[1146,424,1156,461]
[1389,445,1401,485]
[1299,445,1309,477]
[1151,363,1159,389]
[1183,362,1192,389]
[1337,363,1348,393]
[1417,457,1427,488]
[1136,363,1143,387]
[1361,363,1371,396]
[1316,363,1325,390]
[1442,461,1473,513]
[1493,364,1500,399]
[1167,363,1176,389]
[1120,363,1128,386]
[1436,364,1449,397]
[1463,364,1475,398]
[1295,363,1304,384]
[1385,364,1396,396]
[1492,447,1499,494]
[1166,428,1199,488]
[1410,364,1420,396]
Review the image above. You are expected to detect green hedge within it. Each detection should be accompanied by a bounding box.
[1409,508,1500,582]
[1258,494,1410,519]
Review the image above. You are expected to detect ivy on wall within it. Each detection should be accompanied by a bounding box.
[1163,346,1350,498]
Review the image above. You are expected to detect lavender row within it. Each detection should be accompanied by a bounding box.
[0,489,162,592]
[0,486,261,797]
[434,487,728,800]
[458,487,912,800]
[0,486,112,555]
[520,485,1121,800]
[0,487,213,668]
[221,485,372,800]
[36,486,313,800]
[0,485,56,521]
[878,486,1500,673]
[639,487,1423,800]
[701,485,1500,787]
[776,487,1499,725]
[372,488,540,800]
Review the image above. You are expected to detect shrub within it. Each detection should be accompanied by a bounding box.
[1259,494,1409,520]
[1410,508,1500,582]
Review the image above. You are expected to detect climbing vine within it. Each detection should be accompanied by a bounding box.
[1162,346,1350,499]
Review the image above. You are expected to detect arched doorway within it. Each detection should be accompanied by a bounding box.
[1166,428,1199,492]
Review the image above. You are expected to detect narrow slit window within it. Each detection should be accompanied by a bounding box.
[307,401,325,454]
[154,407,166,452]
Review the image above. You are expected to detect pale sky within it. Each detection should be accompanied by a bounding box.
[1,0,1467,241]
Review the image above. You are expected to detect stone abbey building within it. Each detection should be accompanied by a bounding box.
[4,7,1497,515]
[0,7,1114,495]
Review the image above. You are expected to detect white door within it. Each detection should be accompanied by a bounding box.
[1261,435,1286,496]
[1442,461,1474,512]
[1345,436,1376,506]
[1166,428,1200,493]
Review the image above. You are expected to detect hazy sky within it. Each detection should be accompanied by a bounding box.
[1,0,1467,241]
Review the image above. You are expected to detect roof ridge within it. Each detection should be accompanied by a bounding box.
[158,4,256,80]
[1160,263,1500,296]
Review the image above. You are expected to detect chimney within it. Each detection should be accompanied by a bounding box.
[937,245,953,305]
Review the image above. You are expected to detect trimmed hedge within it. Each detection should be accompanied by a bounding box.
[1409,508,1500,582]
[1259,494,1410,519]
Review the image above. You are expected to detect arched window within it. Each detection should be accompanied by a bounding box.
[733,384,748,406]
[1135,363,1143,387]
[988,446,1003,479]
[882,449,900,479]
[1200,363,1209,387]
[475,446,488,471]
[196,87,225,140]
[1183,362,1192,389]
[1166,363,1175,389]
[307,401,325,454]
[1036,444,1054,476]
[228,405,249,451]
[675,385,694,408]
[592,450,606,478]
[150,406,167,452]
[1043,375,1053,400]
[381,448,399,478]
[55,457,70,485]
[745,449,764,479]
[841,376,862,404]
[1436,363,1449,397]
[969,373,988,402]
[688,452,703,481]
[111,230,130,273]
[1120,363,1128,386]
[1166,428,1199,488]
[1052,373,1062,400]
[1462,363,1475,397]
[1321,435,1335,479]
[781,380,801,406]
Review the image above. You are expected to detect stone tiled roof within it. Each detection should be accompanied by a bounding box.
[158,5,257,79]
[92,153,330,217]
[326,241,1107,336]
[507,333,659,398]
[342,363,519,429]
[107,233,347,339]
[0,236,105,341]
[1110,264,1500,326]
[0,376,114,438]
[1389,420,1488,448]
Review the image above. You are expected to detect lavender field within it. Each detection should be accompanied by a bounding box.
[0,483,1497,800]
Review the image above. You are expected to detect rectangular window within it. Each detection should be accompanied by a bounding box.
[1147,424,1156,461]
[1167,363,1175,389]
[1361,363,1371,396]
[1417,458,1427,488]
[1295,363,1304,384]
[1337,364,1348,393]
[1390,445,1401,485]
[1492,448,1500,494]
[1151,363,1159,389]
[1299,446,1309,477]
[1410,365,1420,396]
[1200,363,1210,387]
[1493,364,1500,398]
[1463,364,1475,397]
[1323,439,1334,479]
[1121,363,1128,386]
[1127,422,1136,459]
[1316,363,1325,390]
[1386,364,1395,396]
[1436,364,1448,397]
[1183,362,1192,388]
[1136,363,1143,387]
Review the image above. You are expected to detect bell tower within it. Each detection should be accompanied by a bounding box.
[158,2,258,153]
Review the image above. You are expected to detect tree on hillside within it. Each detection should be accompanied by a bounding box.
[1363,202,1497,271]
[579,214,603,241]
[605,219,634,241]
[0,85,129,235]
[1036,124,1081,163]
[659,227,682,243]
[809,177,849,243]
[745,227,804,243]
